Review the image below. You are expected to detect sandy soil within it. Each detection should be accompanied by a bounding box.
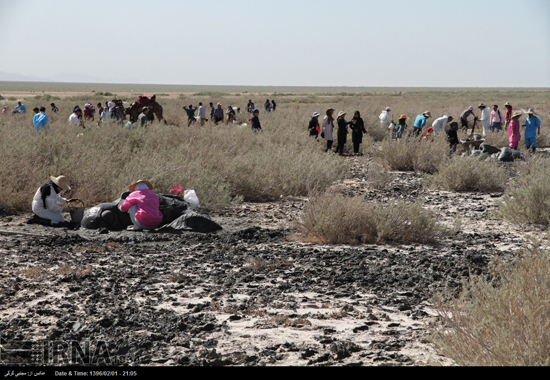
[0,157,538,367]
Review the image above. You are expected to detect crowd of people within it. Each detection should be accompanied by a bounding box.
[307,102,543,156]
[3,97,543,154]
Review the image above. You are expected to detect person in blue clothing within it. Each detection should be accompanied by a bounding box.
[412,111,431,137]
[264,99,272,113]
[182,104,197,127]
[33,107,50,135]
[524,108,541,153]
[251,109,262,131]
[13,101,27,114]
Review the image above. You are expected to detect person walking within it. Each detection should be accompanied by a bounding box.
[33,106,50,135]
[271,99,277,112]
[524,108,541,153]
[504,102,513,131]
[213,103,224,124]
[490,104,503,132]
[478,103,490,137]
[447,122,459,154]
[322,108,335,152]
[379,107,392,129]
[246,100,255,113]
[334,111,351,156]
[350,111,367,155]
[209,102,215,121]
[197,102,206,125]
[183,104,197,127]
[395,115,408,139]
[50,103,59,113]
[226,105,236,124]
[308,112,321,139]
[508,110,522,150]
[251,109,262,131]
[264,99,272,113]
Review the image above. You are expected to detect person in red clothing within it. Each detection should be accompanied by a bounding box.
[119,180,163,231]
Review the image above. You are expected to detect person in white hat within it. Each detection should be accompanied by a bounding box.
[334,111,351,156]
[119,180,163,231]
[31,176,73,226]
[478,103,490,137]
[379,107,393,129]
[308,112,321,139]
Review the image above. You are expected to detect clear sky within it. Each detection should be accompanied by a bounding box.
[1,0,549,87]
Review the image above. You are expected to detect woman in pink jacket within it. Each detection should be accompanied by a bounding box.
[119,180,163,231]
[508,111,522,150]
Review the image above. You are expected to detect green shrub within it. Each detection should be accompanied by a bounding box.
[431,243,550,366]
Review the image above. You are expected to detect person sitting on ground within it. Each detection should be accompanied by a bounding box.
[1,106,8,114]
[119,180,163,231]
[33,106,50,135]
[138,107,150,127]
[524,108,541,153]
[447,122,459,153]
[13,101,27,114]
[460,106,478,133]
[31,175,74,227]
[69,108,84,128]
[183,104,197,127]
[413,111,431,137]
[395,115,408,139]
[251,109,262,131]
[431,115,453,134]
[50,103,59,113]
[308,112,321,139]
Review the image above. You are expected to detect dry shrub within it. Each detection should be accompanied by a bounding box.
[366,160,394,190]
[429,157,507,193]
[431,243,550,366]
[0,102,348,212]
[497,157,550,225]
[296,190,444,245]
[377,134,449,174]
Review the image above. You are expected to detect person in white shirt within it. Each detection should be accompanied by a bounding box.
[431,115,453,134]
[69,109,83,127]
[478,103,490,137]
[379,107,392,129]
[197,102,206,125]
[31,175,73,226]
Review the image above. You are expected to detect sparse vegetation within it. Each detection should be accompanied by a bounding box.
[296,189,445,245]
[429,157,507,193]
[431,243,550,366]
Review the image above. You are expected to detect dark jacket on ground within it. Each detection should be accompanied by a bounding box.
[350,117,366,143]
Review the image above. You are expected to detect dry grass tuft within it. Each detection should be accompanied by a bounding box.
[296,189,445,245]
[431,242,550,366]
[429,157,507,193]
